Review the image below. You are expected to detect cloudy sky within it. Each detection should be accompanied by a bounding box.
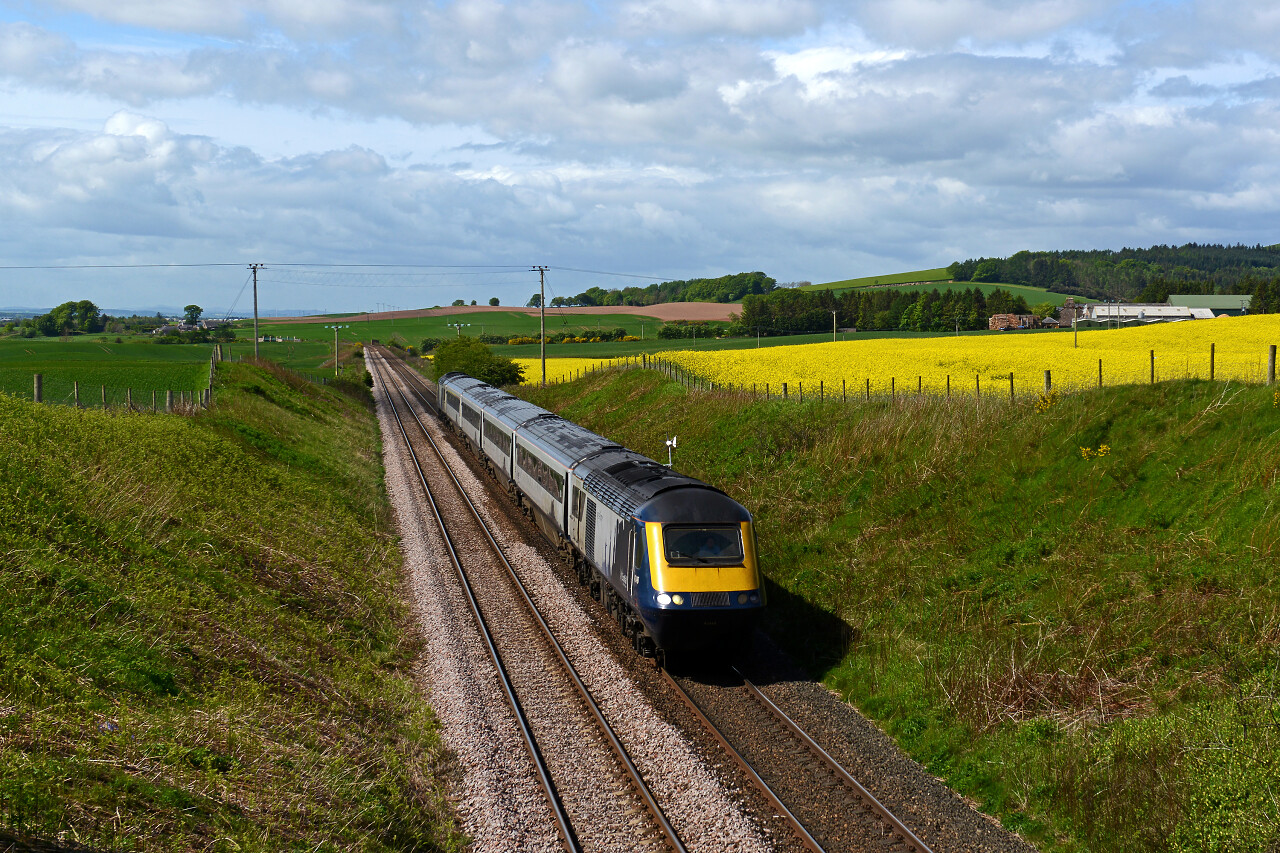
[0,0,1278,313]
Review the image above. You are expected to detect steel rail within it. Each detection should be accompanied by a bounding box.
[376,350,687,853]
[383,351,932,853]
[658,669,826,853]
[732,667,935,853]
[370,352,581,852]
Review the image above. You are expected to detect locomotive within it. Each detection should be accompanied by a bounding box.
[436,371,764,657]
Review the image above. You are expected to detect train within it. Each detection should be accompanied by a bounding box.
[436,371,764,658]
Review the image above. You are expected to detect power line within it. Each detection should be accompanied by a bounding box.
[549,266,670,281]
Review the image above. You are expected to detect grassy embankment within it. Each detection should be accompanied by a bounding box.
[524,369,1280,853]
[0,359,464,851]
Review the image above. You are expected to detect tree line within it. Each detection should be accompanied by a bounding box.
[4,300,235,340]
[730,285,1032,335]
[527,271,778,308]
[948,243,1280,301]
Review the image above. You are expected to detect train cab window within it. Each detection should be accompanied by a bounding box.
[662,525,743,565]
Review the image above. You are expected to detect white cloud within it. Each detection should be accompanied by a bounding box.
[855,0,1108,50]
[620,0,817,37]
[1,0,1280,310]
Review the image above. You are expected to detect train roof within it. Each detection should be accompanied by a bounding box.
[520,416,619,467]
[578,449,744,521]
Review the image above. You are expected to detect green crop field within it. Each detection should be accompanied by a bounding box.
[807,267,953,290]
[239,310,669,348]
[0,337,216,406]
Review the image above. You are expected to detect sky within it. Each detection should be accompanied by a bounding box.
[1,0,1279,314]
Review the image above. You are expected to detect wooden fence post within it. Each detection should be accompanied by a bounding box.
[1009,372,1014,402]
[1150,350,1155,384]
[918,376,922,396]
[891,377,895,401]
[101,385,106,408]
[1098,359,1103,388]
[1270,346,1277,385]
[783,382,787,399]
[1044,370,1051,394]
[865,378,870,401]
[976,374,980,399]
[166,390,174,413]
[33,374,42,403]
[1210,343,1215,381]
[74,381,80,408]
[946,375,951,399]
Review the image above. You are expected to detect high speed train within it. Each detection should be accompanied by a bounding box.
[436,371,764,657]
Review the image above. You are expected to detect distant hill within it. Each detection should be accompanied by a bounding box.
[948,243,1280,301]
[535,271,777,308]
[804,268,952,291]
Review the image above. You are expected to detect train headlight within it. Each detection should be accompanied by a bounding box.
[749,592,759,603]
[671,594,685,606]
[657,593,672,606]
[737,593,748,605]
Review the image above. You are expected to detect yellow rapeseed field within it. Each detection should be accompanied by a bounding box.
[659,315,1280,396]
[515,357,620,385]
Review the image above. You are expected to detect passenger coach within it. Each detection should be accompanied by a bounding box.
[437,371,764,656]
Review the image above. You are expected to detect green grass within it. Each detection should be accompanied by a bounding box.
[808,267,953,290]
[0,337,215,405]
[0,359,464,851]
[239,310,670,350]
[523,370,1280,852]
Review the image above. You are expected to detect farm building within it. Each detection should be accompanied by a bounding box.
[1166,294,1252,316]
[989,313,1044,331]
[1073,303,1217,328]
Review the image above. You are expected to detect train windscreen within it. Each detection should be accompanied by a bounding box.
[662,525,744,565]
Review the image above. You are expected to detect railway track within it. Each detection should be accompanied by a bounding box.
[369,349,685,853]
[371,348,1001,853]
[663,666,934,853]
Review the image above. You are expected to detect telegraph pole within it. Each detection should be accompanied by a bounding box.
[532,265,548,387]
[249,263,263,359]
[325,325,350,376]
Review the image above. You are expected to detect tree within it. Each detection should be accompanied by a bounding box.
[489,297,500,306]
[183,304,203,325]
[451,299,466,307]
[526,293,542,308]
[431,337,524,386]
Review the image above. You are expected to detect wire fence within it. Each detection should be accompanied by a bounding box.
[16,345,334,415]
[544,346,1280,405]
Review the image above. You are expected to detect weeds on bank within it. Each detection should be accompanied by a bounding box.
[527,370,1280,853]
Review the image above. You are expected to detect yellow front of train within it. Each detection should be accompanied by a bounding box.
[634,498,765,651]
